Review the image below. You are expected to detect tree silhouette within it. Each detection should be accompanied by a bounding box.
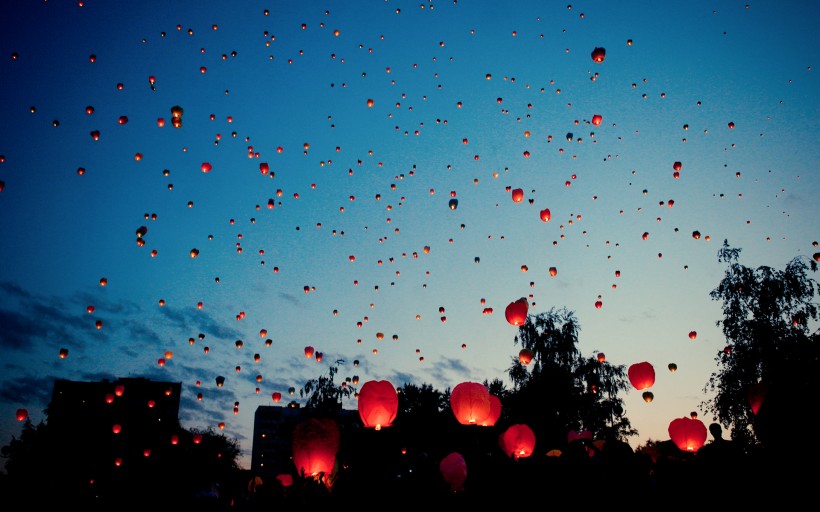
[300,359,356,415]
[703,241,819,454]
[505,307,635,450]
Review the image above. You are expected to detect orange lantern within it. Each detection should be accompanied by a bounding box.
[304,346,315,358]
[481,394,502,427]
[591,114,602,126]
[292,417,340,480]
[540,208,551,222]
[668,416,707,452]
[499,423,536,459]
[511,188,524,203]
[439,452,467,493]
[357,380,399,430]
[505,297,529,326]
[628,362,655,390]
[450,381,491,425]
[597,352,606,363]
[518,348,534,365]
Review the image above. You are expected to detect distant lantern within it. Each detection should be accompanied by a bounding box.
[216,376,225,387]
[292,417,341,479]
[115,384,125,396]
[540,208,551,222]
[597,352,606,363]
[448,198,458,210]
[518,348,534,366]
[450,381,491,425]
[59,348,69,359]
[357,380,399,430]
[511,188,524,202]
[549,267,558,277]
[288,387,296,395]
[668,416,707,452]
[304,346,315,358]
[642,391,654,402]
[628,362,655,391]
[591,114,602,126]
[688,331,697,340]
[591,47,606,63]
[668,363,678,372]
[505,297,529,326]
[272,392,282,403]
[439,452,467,493]
[499,423,536,460]
[15,409,28,421]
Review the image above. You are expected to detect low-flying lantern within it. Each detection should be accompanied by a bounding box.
[450,381,491,425]
[505,297,529,326]
[628,361,655,390]
[499,423,536,459]
[357,380,399,430]
[292,417,340,480]
[439,452,467,493]
[519,348,534,365]
[668,416,707,452]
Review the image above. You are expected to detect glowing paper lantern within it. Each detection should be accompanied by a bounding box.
[481,394,502,427]
[272,392,282,403]
[292,417,340,479]
[304,346,315,358]
[747,381,766,415]
[439,452,467,493]
[499,423,536,459]
[450,381,491,425]
[505,297,529,326]
[357,380,398,430]
[518,348,534,365]
[540,208,551,222]
[628,362,655,391]
[15,409,28,421]
[511,188,524,202]
[591,47,606,63]
[668,416,707,452]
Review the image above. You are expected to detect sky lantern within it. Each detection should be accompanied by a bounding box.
[59,348,69,359]
[292,417,340,482]
[591,114,602,126]
[216,376,225,387]
[448,198,458,210]
[357,380,398,430]
[642,391,654,402]
[499,423,536,459]
[439,452,467,493]
[450,381,491,425]
[689,330,697,340]
[505,297,528,326]
[540,208,551,222]
[481,394,502,426]
[518,348,534,365]
[628,361,655,390]
[201,162,213,173]
[272,392,282,403]
[15,409,28,421]
[591,47,606,62]
[668,363,677,372]
[304,346,315,358]
[668,416,707,452]
[747,382,766,415]
[511,188,524,202]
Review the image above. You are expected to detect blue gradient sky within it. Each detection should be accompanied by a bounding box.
[1,0,818,470]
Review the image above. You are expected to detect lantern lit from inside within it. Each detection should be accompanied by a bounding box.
[15,409,28,421]
[292,417,340,482]
[450,381,491,425]
[357,380,399,430]
[481,394,502,427]
[668,416,707,452]
[505,297,529,326]
[628,361,655,390]
[747,381,766,415]
[518,348,534,366]
[499,423,536,460]
[304,346,315,358]
[439,452,467,493]
[272,392,282,403]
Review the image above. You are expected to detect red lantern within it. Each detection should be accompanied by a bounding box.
[518,348,534,365]
[357,380,398,430]
[505,297,528,326]
[591,47,606,63]
[450,381,491,425]
[628,361,655,390]
[747,381,766,415]
[439,452,467,493]
[540,208,551,222]
[668,416,707,452]
[591,114,602,126]
[481,394,502,427]
[292,417,340,480]
[272,392,282,403]
[499,423,536,459]
[511,188,524,203]
[304,346,315,358]
[15,409,28,421]
[276,474,294,487]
